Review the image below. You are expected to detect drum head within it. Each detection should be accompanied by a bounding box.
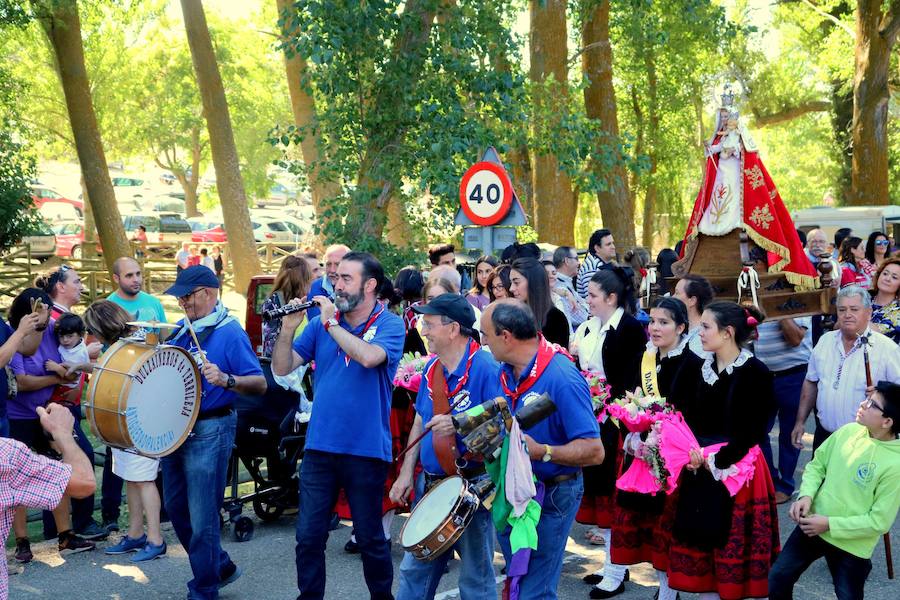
[124,345,199,456]
[401,476,464,547]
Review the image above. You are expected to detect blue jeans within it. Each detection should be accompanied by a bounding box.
[498,475,583,600]
[761,369,804,495]
[770,526,872,600]
[161,412,236,600]
[396,473,496,600]
[295,450,393,600]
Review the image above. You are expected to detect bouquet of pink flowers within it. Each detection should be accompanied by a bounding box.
[606,389,670,432]
[581,370,612,416]
[617,420,669,494]
[393,352,433,392]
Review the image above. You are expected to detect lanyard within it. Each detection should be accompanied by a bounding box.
[500,335,570,410]
[425,339,481,400]
[334,302,385,366]
[833,336,861,390]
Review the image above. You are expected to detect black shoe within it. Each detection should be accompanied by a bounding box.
[652,591,680,600]
[329,513,341,531]
[344,539,359,554]
[58,531,96,556]
[76,520,108,541]
[583,569,629,586]
[102,519,120,534]
[589,581,626,599]
[15,538,33,563]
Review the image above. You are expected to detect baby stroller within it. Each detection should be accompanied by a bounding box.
[222,360,308,541]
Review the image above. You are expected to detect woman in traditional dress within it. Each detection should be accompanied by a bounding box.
[571,266,646,590]
[667,301,779,600]
[839,236,874,289]
[604,297,703,600]
[870,257,900,343]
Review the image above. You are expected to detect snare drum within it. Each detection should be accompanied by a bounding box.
[84,340,201,457]
[399,476,480,561]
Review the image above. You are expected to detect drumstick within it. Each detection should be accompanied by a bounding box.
[182,312,206,360]
[395,392,470,464]
[860,334,873,388]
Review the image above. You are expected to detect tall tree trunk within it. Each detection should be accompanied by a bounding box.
[529,0,576,245]
[275,0,340,235]
[385,195,413,247]
[849,1,900,205]
[640,49,659,250]
[180,0,260,293]
[348,0,438,240]
[37,0,131,274]
[582,0,635,247]
[831,80,854,203]
[80,176,97,260]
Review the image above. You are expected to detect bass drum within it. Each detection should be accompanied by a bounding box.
[84,340,201,457]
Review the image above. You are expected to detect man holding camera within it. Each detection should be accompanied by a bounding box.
[480,299,604,600]
[389,293,501,600]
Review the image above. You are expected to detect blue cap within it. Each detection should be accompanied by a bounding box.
[165,265,220,297]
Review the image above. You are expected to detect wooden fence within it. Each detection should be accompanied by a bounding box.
[0,241,301,304]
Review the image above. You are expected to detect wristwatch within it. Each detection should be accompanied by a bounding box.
[324,317,339,332]
[225,374,236,389]
[541,444,553,463]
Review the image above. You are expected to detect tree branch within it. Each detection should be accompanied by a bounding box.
[751,100,831,127]
[880,1,900,47]
[789,0,856,39]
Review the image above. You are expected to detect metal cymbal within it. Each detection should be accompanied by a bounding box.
[127,320,181,330]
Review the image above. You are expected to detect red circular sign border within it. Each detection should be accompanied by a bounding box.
[459,161,513,226]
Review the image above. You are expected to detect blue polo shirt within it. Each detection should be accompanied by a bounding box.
[168,319,263,412]
[499,352,599,481]
[415,341,503,475]
[294,304,404,461]
[306,276,334,321]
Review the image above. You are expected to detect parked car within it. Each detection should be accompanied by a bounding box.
[187,217,228,243]
[138,193,187,215]
[31,185,84,221]
[121,212,194,246]
[255,182,298,208]
[54,221,102,258]
[252,218,300,248]
[22,220,57,261]
[112,175,156,204]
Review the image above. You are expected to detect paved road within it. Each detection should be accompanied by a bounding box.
[8,431,900,599]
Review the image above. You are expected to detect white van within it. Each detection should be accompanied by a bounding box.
[791,205,900,243]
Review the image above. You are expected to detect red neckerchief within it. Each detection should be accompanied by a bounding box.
[334,302,386,366]
[500,335,573,410]
[425,339,481,400]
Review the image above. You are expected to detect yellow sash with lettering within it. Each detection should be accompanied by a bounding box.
[640,349,659,397]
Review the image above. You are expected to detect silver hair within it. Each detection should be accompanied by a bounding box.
[837,285,872,308]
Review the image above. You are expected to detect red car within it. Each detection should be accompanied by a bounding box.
[31,185,84,221]
[246,275,275,356]
[54,222,101,258]
[188,218,228,243]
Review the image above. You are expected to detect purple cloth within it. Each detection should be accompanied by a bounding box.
[465,293,489,311]
[8,325,61,420]
[506,481,545,600]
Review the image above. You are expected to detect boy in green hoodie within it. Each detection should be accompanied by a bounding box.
[769,380,900,600]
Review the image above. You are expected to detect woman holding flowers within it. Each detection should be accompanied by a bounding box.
[667,301,779,600]
[607,297,703,600]
[571,266,646,593]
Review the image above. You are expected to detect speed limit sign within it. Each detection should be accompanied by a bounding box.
[459,161,513,226]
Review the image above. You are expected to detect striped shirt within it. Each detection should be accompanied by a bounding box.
[576,254,607,299]
[806,327,900,432]
[1,438,71,599]
[754,317,812,372]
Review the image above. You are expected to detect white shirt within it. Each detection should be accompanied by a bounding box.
[684,325,710,359]
[201,256,216,273]
[806,327,900,432]
[572,307,625,376]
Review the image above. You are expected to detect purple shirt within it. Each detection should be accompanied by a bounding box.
[8,325,61,420]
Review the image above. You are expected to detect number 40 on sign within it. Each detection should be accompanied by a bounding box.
[459,161,513,226]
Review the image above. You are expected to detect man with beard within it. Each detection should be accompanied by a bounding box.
[273,252,405,600]
[306,244,350,320]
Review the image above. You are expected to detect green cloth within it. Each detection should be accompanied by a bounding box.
[485,434,542,553]
[797,422,900,559]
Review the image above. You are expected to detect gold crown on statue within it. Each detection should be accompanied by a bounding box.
[720,84,735,108]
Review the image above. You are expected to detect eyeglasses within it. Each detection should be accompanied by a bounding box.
[177,288,206,303]
[567,255,578,260]
[491,284,506,292]
[862,396,886,414]
[876,240,891,247]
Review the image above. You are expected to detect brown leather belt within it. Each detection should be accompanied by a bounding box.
[542,472,578,487]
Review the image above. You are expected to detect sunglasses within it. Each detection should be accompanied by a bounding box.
[178,288,207,303]
[876,240,891,246]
